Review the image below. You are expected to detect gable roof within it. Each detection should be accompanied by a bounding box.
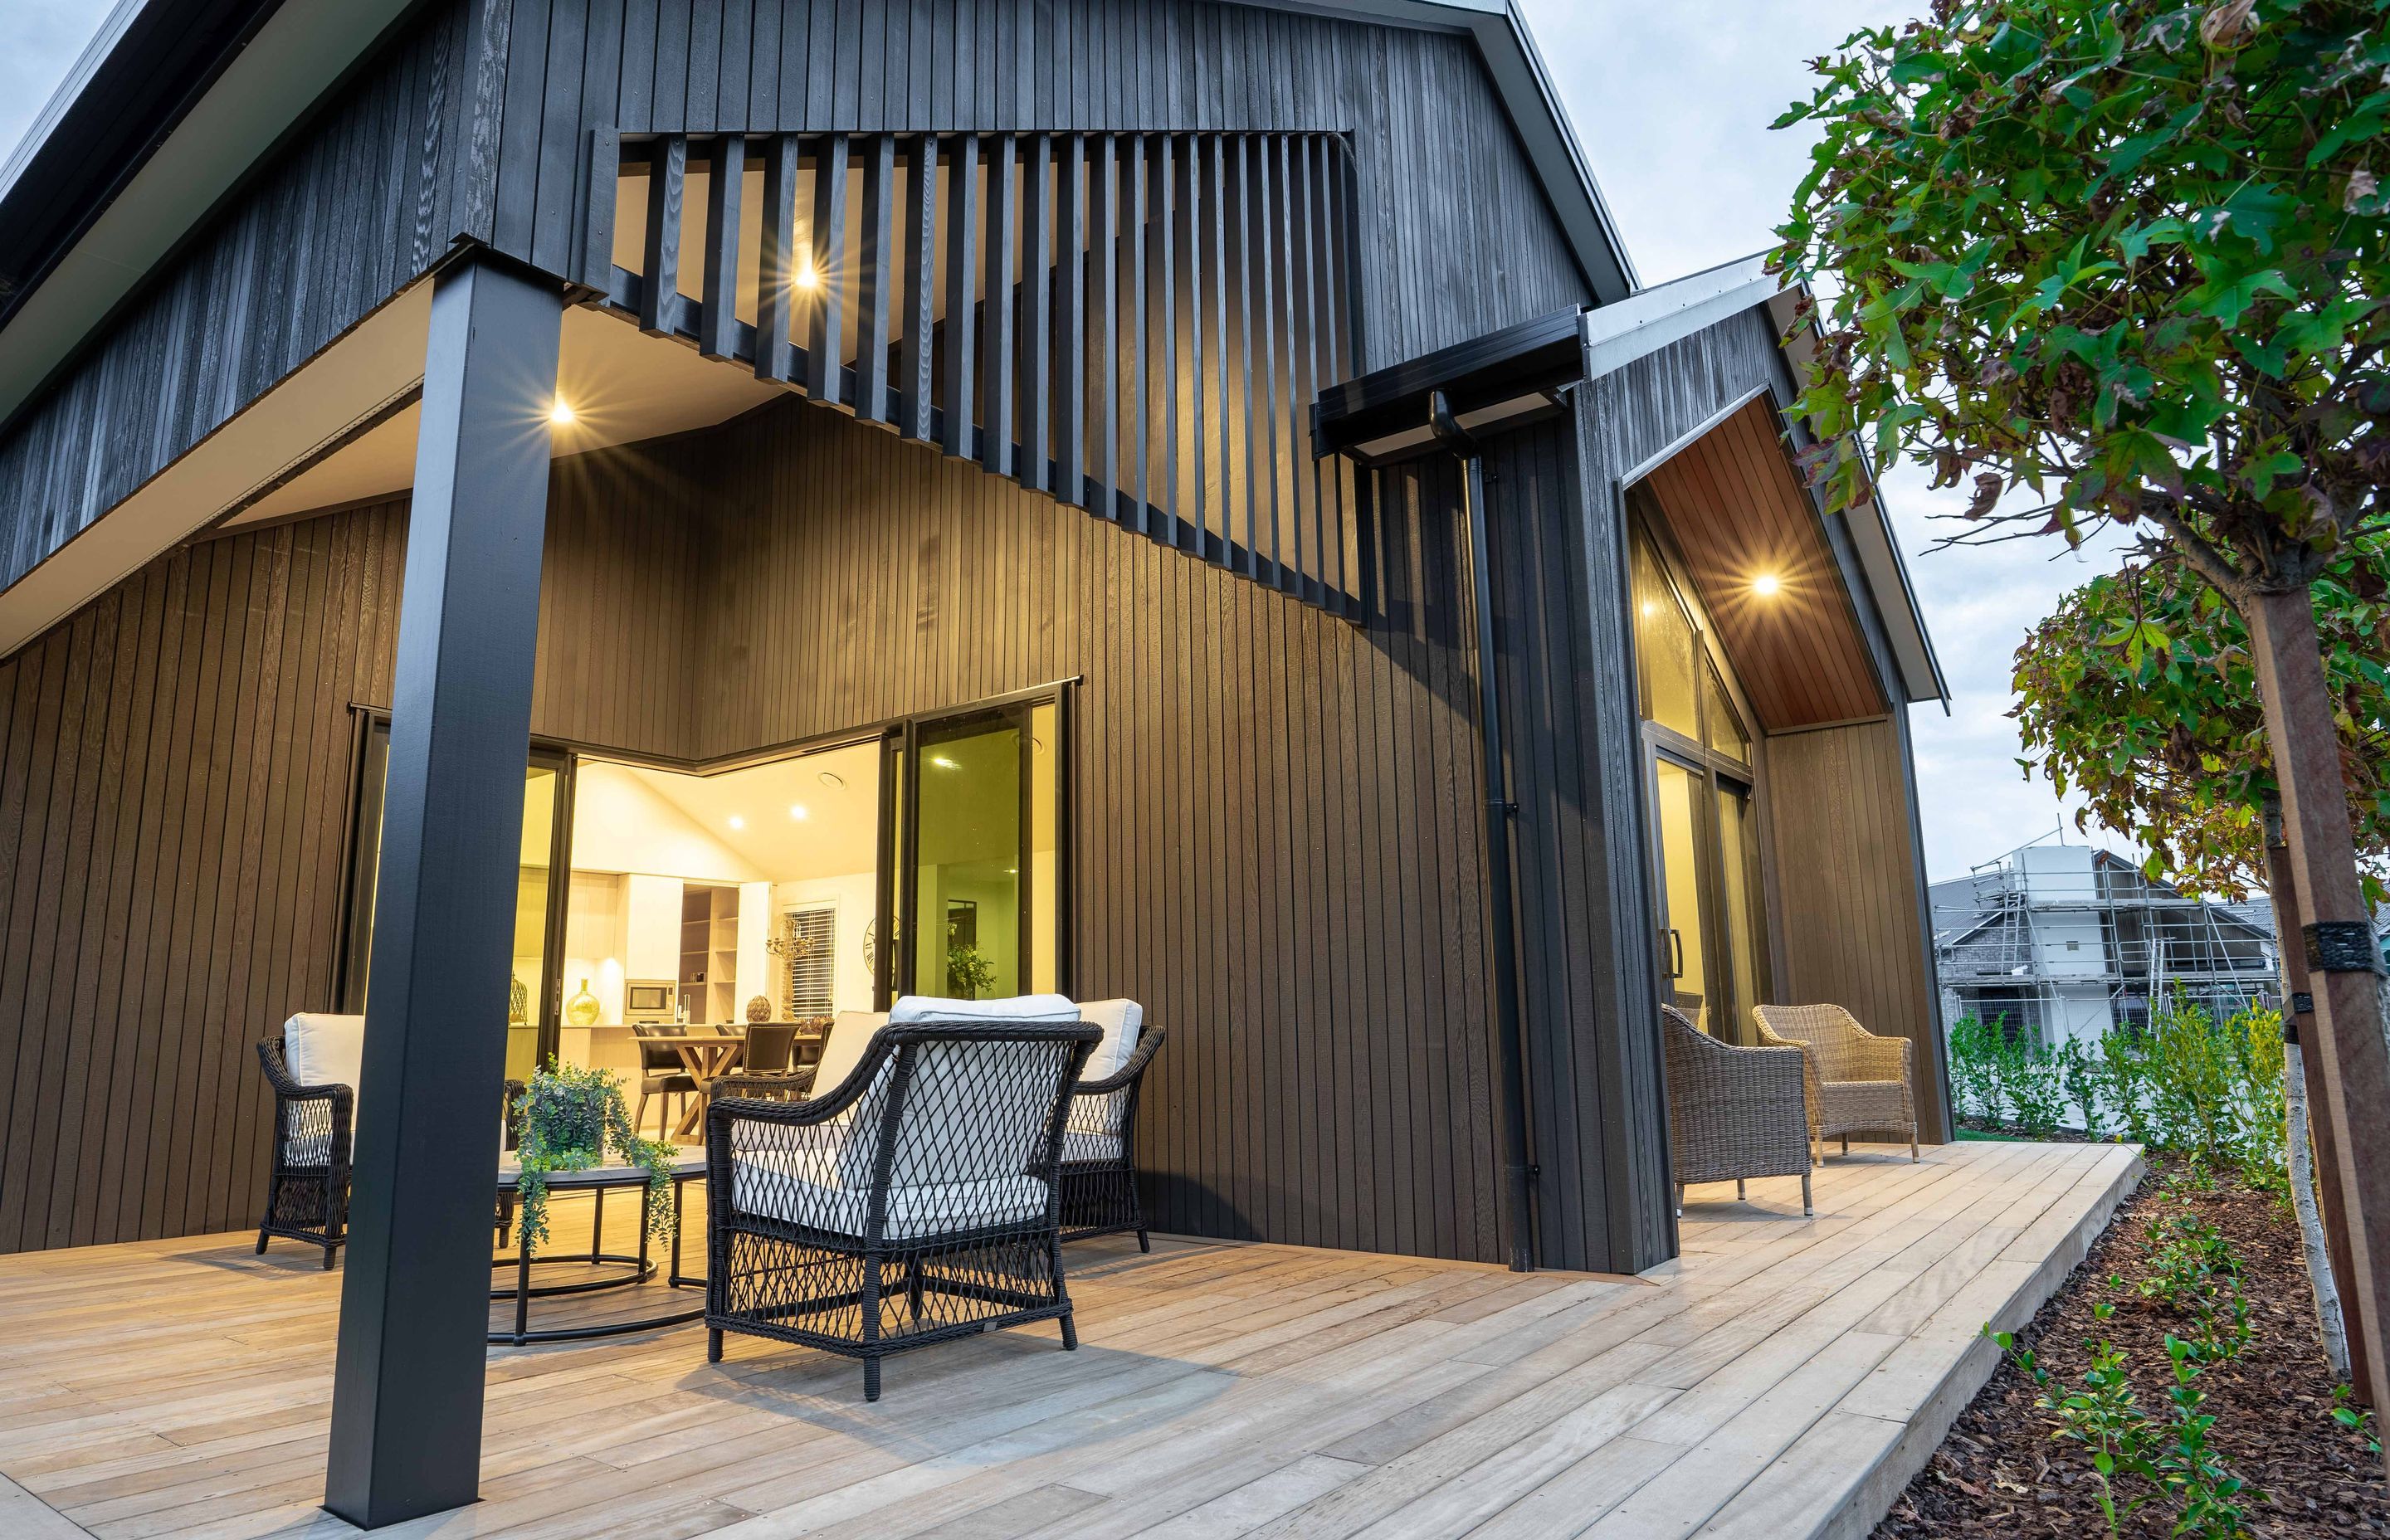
[0,0,1636,437]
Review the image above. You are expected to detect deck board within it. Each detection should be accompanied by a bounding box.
[0,1141,2138,1540]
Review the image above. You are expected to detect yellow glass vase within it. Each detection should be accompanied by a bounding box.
[564,977,602,1027]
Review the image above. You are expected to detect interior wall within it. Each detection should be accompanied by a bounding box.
[1760,716,1953,1143]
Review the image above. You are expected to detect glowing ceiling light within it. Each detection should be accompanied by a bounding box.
[549,398,576,425]
[793,260,821,290]
[728,815,746,831]
[1752,573,1782,598]
[929,754,960,770]
[788,804,808,820]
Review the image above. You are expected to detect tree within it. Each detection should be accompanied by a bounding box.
[2012,533,2390,1381]
[2012,531,2390,904]
[1773,0,2390,1435]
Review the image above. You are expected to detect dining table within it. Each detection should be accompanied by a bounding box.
[632,1024,749,1139]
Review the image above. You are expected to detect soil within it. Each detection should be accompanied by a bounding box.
[1874,1155,2388,1538]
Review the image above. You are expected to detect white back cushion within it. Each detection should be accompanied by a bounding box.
[284,1012,365,1094]
[1074,999,1144,1079]
[814,1011,890,1096]
[888,992,1080,1025]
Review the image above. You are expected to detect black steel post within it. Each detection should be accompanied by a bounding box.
[324,250,563,1528]
[1432,392,1536,1273]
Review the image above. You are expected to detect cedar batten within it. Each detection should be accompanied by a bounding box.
[1018,134,1053,494]
[944,133,981,461]
[1055,134,1088,506]
[755,134,801,383]
[805,134,849,406]
[853,135,896,423]
[698,135,745,361]
[899,134,939,440]
[982,134,1018,478]
[639,136,688,337]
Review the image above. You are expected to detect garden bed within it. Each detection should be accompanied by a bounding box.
[1875,1155,2387,1538]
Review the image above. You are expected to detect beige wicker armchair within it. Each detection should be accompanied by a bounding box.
[1661,1005,1812,1216]
[1752,1003,1918,1162]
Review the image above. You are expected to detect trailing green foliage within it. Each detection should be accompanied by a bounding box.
[1945,999,2285,1182]
[513,1060,679,1254]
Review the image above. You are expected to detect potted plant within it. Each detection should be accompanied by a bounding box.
[945,944,997,1000]
[512,1060,677,1253]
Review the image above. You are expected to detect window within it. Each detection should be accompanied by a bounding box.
[782,904,837,1016]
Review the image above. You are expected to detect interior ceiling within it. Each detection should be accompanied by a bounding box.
[607,739,885,880]
[1639,396,1887,730]
[223,302,783,529]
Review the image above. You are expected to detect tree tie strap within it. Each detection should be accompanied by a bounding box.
[2303,922,2386,976]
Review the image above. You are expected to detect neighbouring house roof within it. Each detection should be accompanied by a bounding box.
[0,0,1633,438]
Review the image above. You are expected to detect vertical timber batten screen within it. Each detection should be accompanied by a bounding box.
[588,130,1366,614]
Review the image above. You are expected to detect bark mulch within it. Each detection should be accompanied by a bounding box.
[1875,1154,2388,1538]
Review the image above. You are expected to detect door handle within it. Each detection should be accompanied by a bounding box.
[1664,928,1685,979]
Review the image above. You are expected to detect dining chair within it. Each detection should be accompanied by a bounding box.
[632,1025,698,1143]
[741,1022,800,1077]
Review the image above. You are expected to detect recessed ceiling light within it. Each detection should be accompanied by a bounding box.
[817,770,845,789]
[794,261,821,290]
[788,804,808,820]
[728,815,746,831]
[549,398,575,425]
[1752,573,1782,598]
[929,754,959,770]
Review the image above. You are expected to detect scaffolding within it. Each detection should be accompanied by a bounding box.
[1934,841,2279,1046]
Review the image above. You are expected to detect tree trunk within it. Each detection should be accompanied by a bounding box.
[2268,811,2365,1393]
[2246,584,2390,1450]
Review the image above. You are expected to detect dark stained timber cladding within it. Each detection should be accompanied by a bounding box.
[0,396,1507,1263]
[0,0,1585,599]
[0,2,493,592]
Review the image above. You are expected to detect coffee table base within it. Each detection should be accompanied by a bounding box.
[489,1171,703,1345]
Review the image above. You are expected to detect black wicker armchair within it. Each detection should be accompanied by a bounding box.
[1058,1025,1165,1248]
[704,1019,1100,1401]
[257,1022,525,1266]
[256,1035,356,1268]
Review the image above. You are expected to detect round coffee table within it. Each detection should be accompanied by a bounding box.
[490,1153,707,1345]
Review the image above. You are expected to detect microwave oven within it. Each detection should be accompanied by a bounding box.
[623,979,677,1023]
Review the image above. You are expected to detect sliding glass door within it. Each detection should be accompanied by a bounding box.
[880,696,1065,1005]
[1631,519,1773,1041]
[336,718,572,1079]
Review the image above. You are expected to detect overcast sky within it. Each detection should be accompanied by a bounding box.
[2,1,2139,880]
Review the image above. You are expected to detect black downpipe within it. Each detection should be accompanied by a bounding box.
[1430,392,1537,1273]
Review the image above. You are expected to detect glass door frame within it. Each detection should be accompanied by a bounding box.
[1627,510,1778,1042]
[331,709,577,1070]
[874,684,1076,1009]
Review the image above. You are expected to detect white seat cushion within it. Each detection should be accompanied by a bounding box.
[1073,999,1144,1080]
[731,1143,1051,1240]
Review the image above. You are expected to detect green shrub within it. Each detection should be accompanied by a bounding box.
[1947,996,2285,1181]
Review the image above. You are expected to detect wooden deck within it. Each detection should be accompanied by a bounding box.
[0,1139,2138,1540]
